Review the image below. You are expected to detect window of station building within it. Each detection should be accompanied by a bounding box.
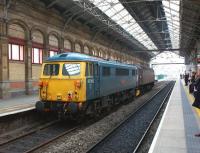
[49,50,58,57]
[116,68,129,76]
[102,67,110,76]
[32,48,43,64]
[91,50,95,56]
[8,44,24,61]
[75,43,81,53]
[84,46,90,54]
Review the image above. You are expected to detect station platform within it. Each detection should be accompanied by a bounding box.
[0,95,38,117]
[149,80,200,153]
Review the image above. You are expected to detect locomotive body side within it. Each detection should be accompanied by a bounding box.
[98,63,137,98]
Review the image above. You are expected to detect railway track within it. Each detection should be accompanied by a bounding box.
[86,81,175,153]
[0,120,79,153]
[0,82,168,153]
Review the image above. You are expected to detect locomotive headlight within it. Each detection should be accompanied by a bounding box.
[38,81,43,88]
[57,95,62,100]
[43,82,48,87]
[39,81,48,88]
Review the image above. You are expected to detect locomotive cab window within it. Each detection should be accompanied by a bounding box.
[43,64,59,76]
[62,63,80,76]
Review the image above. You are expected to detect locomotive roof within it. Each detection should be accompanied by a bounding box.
[46,52,137,68]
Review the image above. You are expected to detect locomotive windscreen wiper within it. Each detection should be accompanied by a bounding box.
[65,69,70,78]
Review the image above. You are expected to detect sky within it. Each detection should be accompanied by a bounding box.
[150,51,185,80]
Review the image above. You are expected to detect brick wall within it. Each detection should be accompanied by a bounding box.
[9,62,25,81]
[32,65,42,80]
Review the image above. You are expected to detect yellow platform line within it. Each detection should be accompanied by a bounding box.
[182,81,200,117]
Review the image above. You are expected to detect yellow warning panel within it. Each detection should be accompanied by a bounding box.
[182,82,200,117]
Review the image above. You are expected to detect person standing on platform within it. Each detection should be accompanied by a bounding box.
[184,73,189,86]
[192,74,200,136]
[189,72,196,93]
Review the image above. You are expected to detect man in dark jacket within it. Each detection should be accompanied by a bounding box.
[189,72,196,93]
[184,73,189,86]
[194,77,200,99]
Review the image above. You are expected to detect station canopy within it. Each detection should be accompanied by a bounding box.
[89,0,157,50]
[162,0,180,49]
[180,0,200,57]
[86,0,180,53]
[39,0,181,57]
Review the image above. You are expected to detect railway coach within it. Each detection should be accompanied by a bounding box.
[36,52,154,118]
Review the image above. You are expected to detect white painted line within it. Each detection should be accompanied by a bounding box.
[148,81,177,153]
[0,104,35,113]
[0,106,35,117]
[0,104,35,111]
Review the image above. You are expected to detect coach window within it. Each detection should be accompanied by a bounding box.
[8,44,24,61]
[32,48,42,64]
[102,67,110,76]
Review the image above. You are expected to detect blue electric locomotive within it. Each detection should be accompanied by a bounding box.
[36,52,154,117]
